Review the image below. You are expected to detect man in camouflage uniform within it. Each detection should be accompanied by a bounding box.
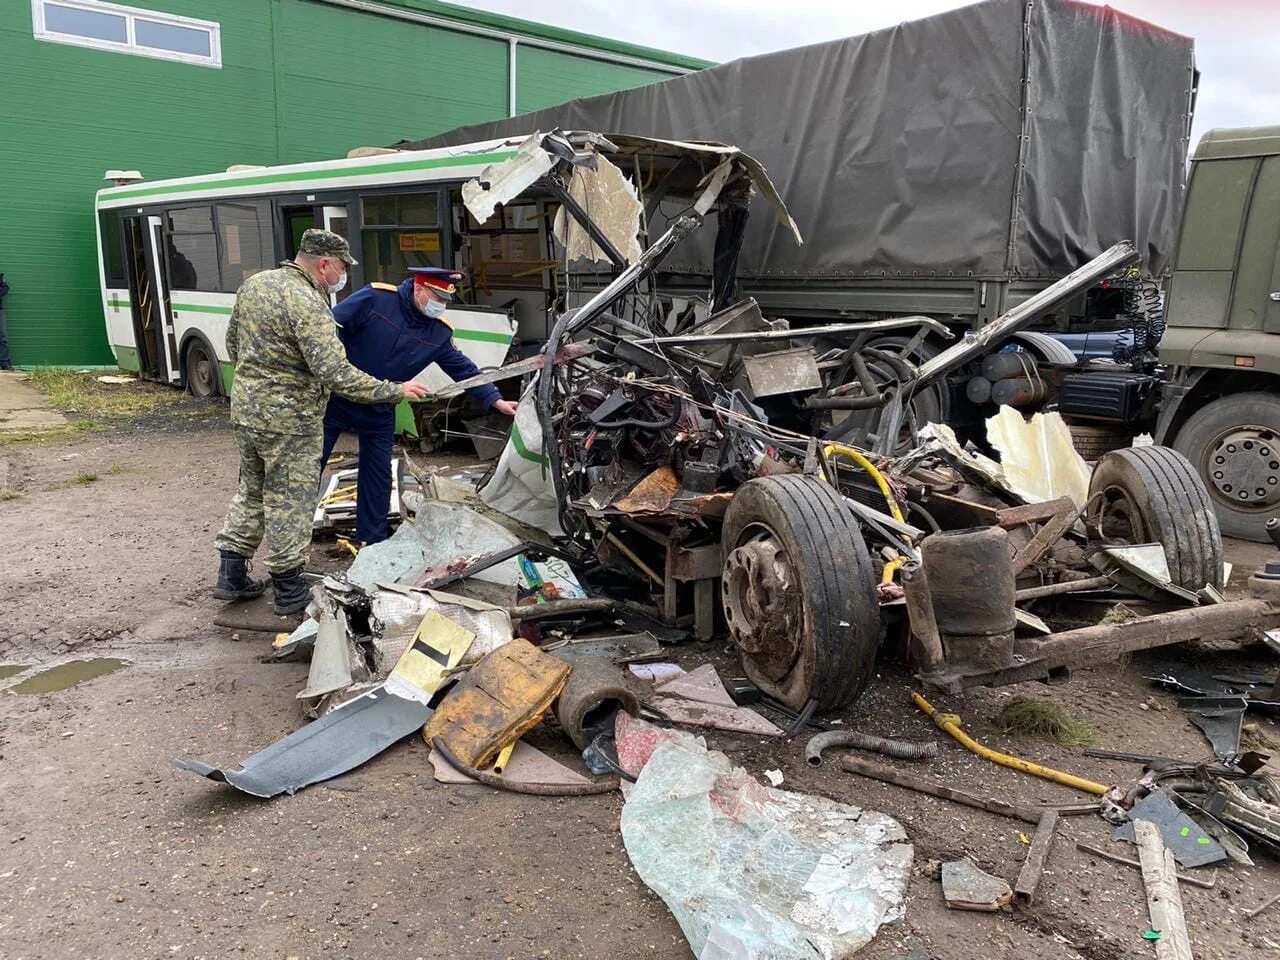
[213,229,428,614]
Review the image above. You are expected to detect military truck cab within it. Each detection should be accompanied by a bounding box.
[1154,126,1280,540]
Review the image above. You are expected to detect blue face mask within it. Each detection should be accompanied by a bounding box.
[421,298,447,319]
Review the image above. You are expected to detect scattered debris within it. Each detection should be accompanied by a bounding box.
[1113,789,1228,868]
[1134,820,1195,960]
[1013,810,1058,906]
[1074,842,1217,890]
[422,639,571,769]
[618,715,912,958]
[941,859,1012,912]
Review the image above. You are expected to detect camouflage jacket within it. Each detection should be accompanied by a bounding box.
[226,262,403,434]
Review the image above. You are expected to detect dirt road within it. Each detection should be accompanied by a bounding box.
[1,405,1278,960]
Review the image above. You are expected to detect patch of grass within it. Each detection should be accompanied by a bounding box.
[74,472,98,485]
[993,697,1098,748]
[28,369,185,419]
[106,463,126,475]
[0,489,19,502]
[0,419,103,446]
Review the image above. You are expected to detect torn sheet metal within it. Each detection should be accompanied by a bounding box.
[1113,788,1228,868]
[422,638,571,769]
[479,383,562,535]
[647,696,784,737]
[173,685,431,798]
[382,610,475,704]
[618,716,911,959]
[427,740,593,787]
[462,133,556,224]
[1177,696,1247,761]
[730,347,823,399]
[551,152,643,263]
[370,586,512,672]
[543,631,664,665]
[985,407,1091,511]
[941,859,1013,912]
[1090,544,1201,604]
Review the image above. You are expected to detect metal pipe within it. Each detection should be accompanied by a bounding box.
[805,729,938,765]
[914,241,1140,388]
[901,560,945,671]
[632,316,952,347]
[1015,575,1114,601]
[804,394,885,410]
[604,532,663,586]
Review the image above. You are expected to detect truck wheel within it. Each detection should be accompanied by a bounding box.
[720,474,880,711]
[1172,392,1280,542]
[1087,446,1223,591]
[1068,424,1131,461]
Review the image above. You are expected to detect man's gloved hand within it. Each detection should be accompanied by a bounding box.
[401,381,430,400]
[493,399,518,416]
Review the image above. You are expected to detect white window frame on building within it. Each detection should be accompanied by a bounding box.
[31,0,221,69]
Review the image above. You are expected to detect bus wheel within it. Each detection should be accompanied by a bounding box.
[721,474,881,711]
[184,340,220,398]
[1173,392,1280,542]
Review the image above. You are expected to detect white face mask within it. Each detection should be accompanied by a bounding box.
[421,298,447,319]
[328,266,348,294]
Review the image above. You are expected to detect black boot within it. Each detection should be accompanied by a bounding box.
[213,549,267,601]
[270,566,311,615]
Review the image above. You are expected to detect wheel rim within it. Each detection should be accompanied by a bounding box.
[721,523,803,682]
[1090,484,1151,543]
[188,345,216,397]
[1201,424,1280,512]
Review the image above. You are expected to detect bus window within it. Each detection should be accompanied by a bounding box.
[360,191,442,282]
[216,200,274,291]
[165,206,219,291]
[99,210,126,286]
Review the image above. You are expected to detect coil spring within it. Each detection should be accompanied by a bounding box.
[1112,277,1165,362]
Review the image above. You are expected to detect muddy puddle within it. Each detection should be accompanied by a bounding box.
[0,663,31,681]
[8,658,129,694]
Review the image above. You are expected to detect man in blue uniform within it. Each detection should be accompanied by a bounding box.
[322,267,517,544]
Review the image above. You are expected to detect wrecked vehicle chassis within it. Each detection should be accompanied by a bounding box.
[462,132,1275,714]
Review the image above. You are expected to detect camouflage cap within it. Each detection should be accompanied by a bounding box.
[299,228,357,265]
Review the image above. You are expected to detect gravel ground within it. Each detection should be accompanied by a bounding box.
[1,408,1278,960]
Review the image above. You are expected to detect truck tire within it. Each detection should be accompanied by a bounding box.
[721,474,880,711]
[1087,446,1224,591]
[1172,392,1280,542]
[1068,424,1131,461]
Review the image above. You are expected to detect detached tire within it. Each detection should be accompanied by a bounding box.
[1068,424,1131,461]
[1172,392,1280,542]
[721,474,880,711]
[1087,446,1224,591]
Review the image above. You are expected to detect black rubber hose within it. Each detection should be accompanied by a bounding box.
[431,738,620,797]
[594,398,683,431]
[805,729,939,765]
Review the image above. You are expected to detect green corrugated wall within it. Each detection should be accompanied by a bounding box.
[0,0,699,366]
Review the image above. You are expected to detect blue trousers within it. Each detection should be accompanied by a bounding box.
[320,397,396,544]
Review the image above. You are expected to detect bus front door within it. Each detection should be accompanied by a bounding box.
[122,214,178,384]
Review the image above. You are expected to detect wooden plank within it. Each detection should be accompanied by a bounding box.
[1013,809,1058,905]
[997,497,1075,529]
[1011,502,1078,574]
[1134,819,1195,960]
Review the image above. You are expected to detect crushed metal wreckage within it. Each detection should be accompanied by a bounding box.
[181,129,1280,958]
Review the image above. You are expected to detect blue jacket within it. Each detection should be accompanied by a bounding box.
[329,278,502,421]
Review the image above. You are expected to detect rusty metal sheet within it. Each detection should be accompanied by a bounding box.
[612,465,680,514]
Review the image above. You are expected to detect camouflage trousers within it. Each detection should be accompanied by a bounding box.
[215,425,322,573]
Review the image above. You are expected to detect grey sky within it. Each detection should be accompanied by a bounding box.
[472,0,1279,148]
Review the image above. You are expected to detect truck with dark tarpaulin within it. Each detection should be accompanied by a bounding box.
[403,0,1280,542]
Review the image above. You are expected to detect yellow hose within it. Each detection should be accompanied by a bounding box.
[823,443,909,584]
[911,691,1108,796]
[822,443,905,525]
